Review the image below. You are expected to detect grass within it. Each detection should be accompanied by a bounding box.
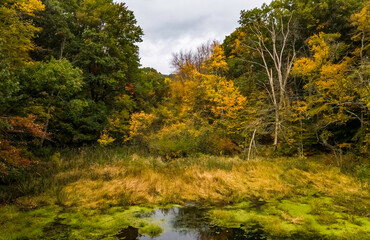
[0,147,369,239]
[49,153,368,209]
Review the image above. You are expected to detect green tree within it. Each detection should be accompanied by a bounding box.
[19,58,83,145]
[31,0,143,144]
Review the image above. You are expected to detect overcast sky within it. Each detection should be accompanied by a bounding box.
[118,0,270,74]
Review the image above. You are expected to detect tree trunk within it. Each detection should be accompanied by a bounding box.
[274,107,279,147]
[248,129,257,160]
[60,36,66,60]
[40,107,50,147]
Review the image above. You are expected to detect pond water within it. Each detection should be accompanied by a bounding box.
[115,206,267,240]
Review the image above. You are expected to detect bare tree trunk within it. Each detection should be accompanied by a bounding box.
[274,108,279,147]
[244,14,296,149]
[299,117,304,158]
[60,36,66,60]
[40,107,50,147]
[248,129,257,160]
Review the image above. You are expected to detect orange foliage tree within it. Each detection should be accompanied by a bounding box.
[0,115,46,174]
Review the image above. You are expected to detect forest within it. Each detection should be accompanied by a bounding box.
[0,0,369,239]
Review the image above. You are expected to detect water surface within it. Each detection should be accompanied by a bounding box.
[115,206,266,240]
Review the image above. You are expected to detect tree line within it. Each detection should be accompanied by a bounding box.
[0,0,369,175]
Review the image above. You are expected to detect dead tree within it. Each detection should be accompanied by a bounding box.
[243,13,297,147]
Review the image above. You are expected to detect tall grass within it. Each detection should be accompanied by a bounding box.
[0,146,136,203]
[1,147,369,216]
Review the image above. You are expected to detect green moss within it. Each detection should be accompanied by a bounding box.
[55,206,158,239]
[278,200,311,218]
[139,224,163,237]
[208,198,370,239]
[0,205,61,240]
[0,205,160,240]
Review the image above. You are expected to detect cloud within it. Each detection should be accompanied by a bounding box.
[117,0,271,74]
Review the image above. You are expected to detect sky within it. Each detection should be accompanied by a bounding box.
[118,0,270,74]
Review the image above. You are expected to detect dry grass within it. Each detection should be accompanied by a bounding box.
[49,154,369,213]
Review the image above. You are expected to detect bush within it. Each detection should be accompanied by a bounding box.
[148,123,199,159]
[356,163,370,185]
[147,123,240,159]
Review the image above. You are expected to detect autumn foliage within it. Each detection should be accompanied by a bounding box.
[0,115,45,174]
[0,0,369,176]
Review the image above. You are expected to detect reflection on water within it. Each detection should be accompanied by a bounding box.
[115,207,267,240]
[116,226,140,240]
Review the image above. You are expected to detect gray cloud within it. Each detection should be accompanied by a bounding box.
[117,0,271,74]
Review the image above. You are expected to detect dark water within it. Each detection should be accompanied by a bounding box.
[115,207,267,240]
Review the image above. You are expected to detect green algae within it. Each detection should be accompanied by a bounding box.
[0,205,162,240]
[0,205,61,240]
[208,198,370,240]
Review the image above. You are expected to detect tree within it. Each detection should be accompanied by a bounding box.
[74,0,143,103]
[171,41,217,80]
[351,1,370,108]
[126,43,251,157]
[290,0,366,42]
[31,0,78,61]
[203,44,229,76]
[0,115,45,175]
[19,58,83,145]
[238,3,298,147]
[31,0,143,144]
[293,33,366,161]
[132,68,170,111]
[0,0,45,174]
[0,0,44,66]
[350,2,370,155]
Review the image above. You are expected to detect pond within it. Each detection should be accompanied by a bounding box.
[115,206,267,240]
[3,200,369,239]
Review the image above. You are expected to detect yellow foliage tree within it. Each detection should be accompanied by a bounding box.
[204,44,229,75]
[293,33,362,159]
[125,111,156,142]
[197,72,248,134]
[350,2,370,154]
[126,43,252,156]
[98,130,115,147]
[0,0,45,66]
